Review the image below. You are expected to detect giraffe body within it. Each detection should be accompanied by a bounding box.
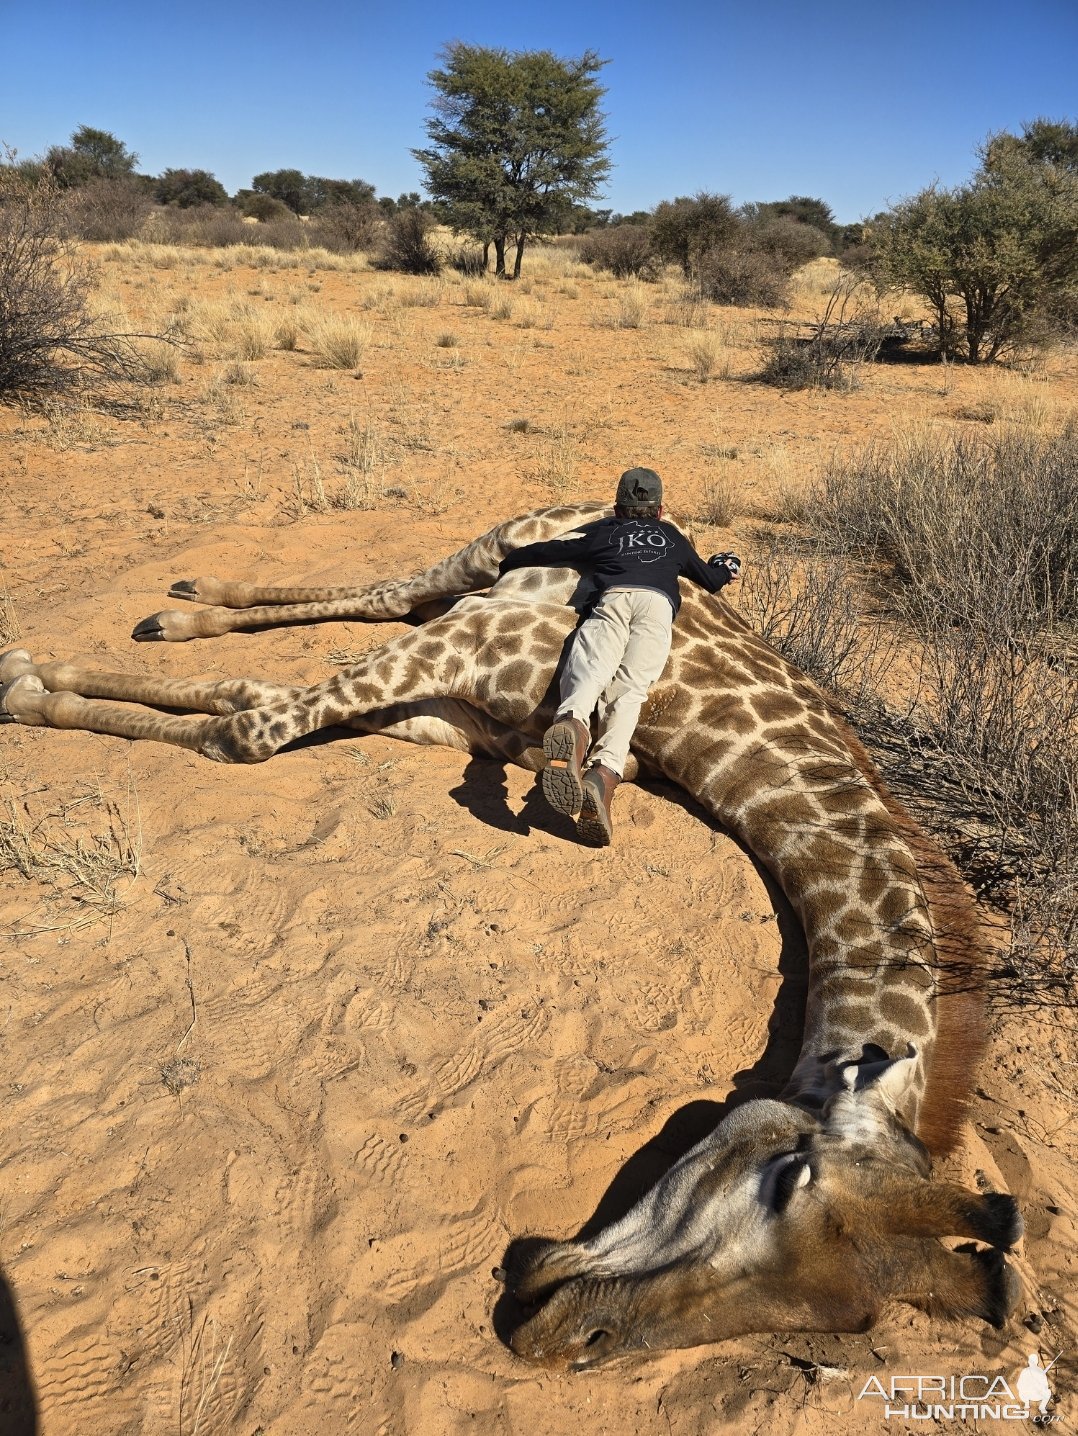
[0,503,1021,1367]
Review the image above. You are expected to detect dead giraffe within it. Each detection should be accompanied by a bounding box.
[0,501,1021,1368]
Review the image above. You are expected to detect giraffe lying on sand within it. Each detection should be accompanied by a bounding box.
[0,502,1022,1368]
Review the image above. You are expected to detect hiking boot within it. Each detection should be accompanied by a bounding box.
[541,715,591,815]
[578,763,620,846]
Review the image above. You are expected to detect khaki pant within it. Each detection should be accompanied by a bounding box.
[557,587,673,776]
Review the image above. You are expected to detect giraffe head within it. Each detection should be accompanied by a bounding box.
[507,1051,1021,1369]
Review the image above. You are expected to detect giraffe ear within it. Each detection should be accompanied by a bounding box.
[824,1045,924,1147]
[839,1043,919,1106]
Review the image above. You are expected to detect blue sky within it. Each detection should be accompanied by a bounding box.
[3,0,1075,223]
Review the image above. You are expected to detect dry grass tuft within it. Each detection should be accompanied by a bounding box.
[233,313,274,360]
[697,469,742,526]
[139,338,183,384]
[335,413,387,509]
[602,285,650,330]
[1,781,143,932]
[529,423,579,494]
[309,316,371,370]
[399,281,442,309]
[0,588,20,645]
[289,449,330,513]
[273,313,303,351]
[684,332,731,382]
[344,412,383,474]
[222,361,257,387]
[462,280,494,310]
[664,292,711,329]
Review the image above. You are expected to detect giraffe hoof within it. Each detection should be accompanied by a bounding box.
[167,576,226,605]
[0,649,36,683]
[132,610,194,642]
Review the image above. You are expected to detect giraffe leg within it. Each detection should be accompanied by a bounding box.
[162,503,607,612]
[1,650,300,714]
[1,677,231,751]
[1,648,557,770]
[0,647,311,752]
[131,597,444,644]
[135,502,610,642]
[3,602,569,764]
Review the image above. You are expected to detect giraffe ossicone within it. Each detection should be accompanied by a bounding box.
[0,502,1022,1367]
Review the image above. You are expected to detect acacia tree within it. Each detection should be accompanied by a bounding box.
[250,169,376,216]
[650,193,739,279]
[873,119,1078,362]
[251,169,313,214]
[414,43,610,277]
[44,126,139,187]
[154,168,228,208]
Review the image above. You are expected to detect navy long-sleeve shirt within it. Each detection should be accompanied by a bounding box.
[498,517,731,615]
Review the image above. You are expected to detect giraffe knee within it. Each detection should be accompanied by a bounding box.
[199,711,281,763]
[0,673,48,725]
[35,660,84,692]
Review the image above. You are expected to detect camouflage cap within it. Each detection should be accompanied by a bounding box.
[615,467,663,508]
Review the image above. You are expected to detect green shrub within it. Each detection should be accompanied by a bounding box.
[44,126,139,188]
[871,122,1078,362]
[753,216,832,266]
[238,192,291,222]
[578,224,660,279]
[697,246,791,308]
[377,209,441,275]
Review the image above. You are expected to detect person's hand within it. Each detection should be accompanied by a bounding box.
[708,552,742,582]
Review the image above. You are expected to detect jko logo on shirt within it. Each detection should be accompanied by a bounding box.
[610,522,672,562]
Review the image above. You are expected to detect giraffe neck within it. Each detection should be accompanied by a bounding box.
[642,610,941,1128]
[751,788,938,1122]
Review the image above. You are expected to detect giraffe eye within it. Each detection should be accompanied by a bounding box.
[772,1158,813,1213]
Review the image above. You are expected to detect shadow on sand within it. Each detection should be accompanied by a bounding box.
[0,1267,38,1435]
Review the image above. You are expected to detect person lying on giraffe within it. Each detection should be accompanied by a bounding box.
[498,467,741,844]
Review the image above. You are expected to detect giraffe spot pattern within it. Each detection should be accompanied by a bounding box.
[878,990,933,1034]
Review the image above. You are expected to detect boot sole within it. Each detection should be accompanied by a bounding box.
[577,782,613,847]
[541,721,585,815]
